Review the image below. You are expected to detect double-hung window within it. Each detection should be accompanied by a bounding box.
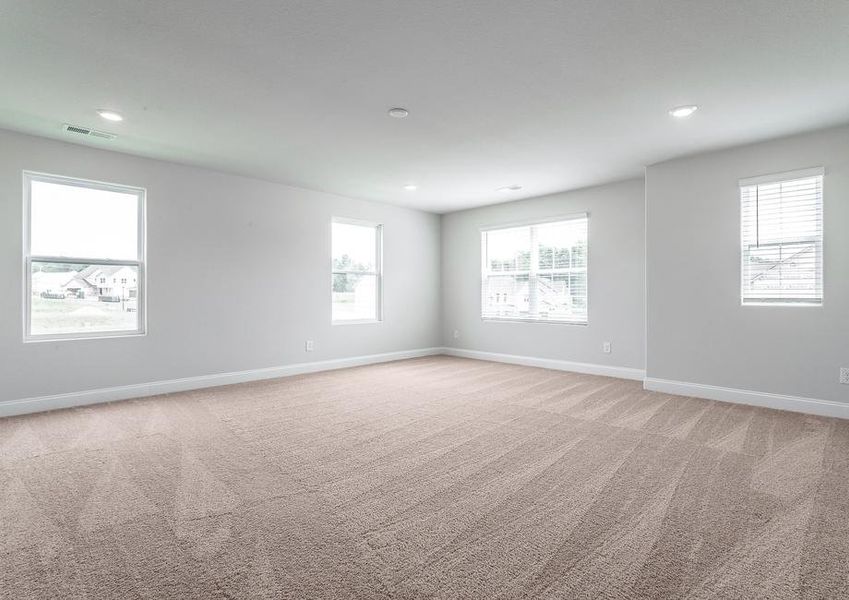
[331,218,382,323]
[740,168,823,306]
[24,172,146,340]
[481,215,588,324]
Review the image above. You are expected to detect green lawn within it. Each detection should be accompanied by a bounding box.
[30,296,138,335]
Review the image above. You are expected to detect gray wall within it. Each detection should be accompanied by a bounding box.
[441,178,646,371]
[0,129,441,402]
[5,123,845,406]
[646,125,849,402]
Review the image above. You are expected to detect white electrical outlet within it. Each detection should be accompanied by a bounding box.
[602,342,611,354]
[840,368,849,385]
[305,340,314,352]
[453,329,461,339]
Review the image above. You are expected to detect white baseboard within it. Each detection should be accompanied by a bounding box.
[442,347,646,381]
[6,347,843,421]
[0,347,444,418]
[644,377,849,420]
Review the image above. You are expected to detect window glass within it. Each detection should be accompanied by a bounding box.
[25,173,145,339]
[332,220,382,322]
[30,262,140,336]
[30,180,138,260]
[481,216,588,324]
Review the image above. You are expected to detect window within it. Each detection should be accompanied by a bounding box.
[331,219,382,323]
[481,215,588,324]
[740,168,823,306]
[24,172,146,340]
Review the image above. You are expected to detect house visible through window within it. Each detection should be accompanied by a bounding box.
[331,219,382,322]
[481,215,588,324]
[740,168,823,306]
[24,172,145,339]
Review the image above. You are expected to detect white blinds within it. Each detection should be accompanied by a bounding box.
[740,169,823,305]
[481,215,588,323]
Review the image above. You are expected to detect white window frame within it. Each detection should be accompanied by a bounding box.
[23,171,147,342]
[739,167,824,307]
[480,213,589,325]
[331,217,383,325]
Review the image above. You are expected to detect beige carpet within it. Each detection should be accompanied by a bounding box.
[1,356,847,599]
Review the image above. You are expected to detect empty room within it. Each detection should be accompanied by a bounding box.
[1,1,848,598]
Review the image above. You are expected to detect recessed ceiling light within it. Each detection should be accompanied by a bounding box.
[388,107,409,119]
[497,185,523,192]
[669,105,698,118]
[96,109,123,122]
[403,184,417,191]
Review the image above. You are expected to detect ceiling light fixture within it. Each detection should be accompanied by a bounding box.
[669,105,698,118]
[403,184,417,191]
[388,107,409,119]
[96,109,124,122]
[497,185,523,192]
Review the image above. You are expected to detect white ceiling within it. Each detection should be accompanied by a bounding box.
[2,1,848,213]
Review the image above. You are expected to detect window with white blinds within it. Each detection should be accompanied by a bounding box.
[740,168,823,306]
[481,215,588,324]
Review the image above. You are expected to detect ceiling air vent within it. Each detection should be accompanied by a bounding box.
[62,123,117,141]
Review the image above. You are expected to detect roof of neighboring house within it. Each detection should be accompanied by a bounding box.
[63,273,95,289]
[78,265,100,278]
[97,265,125,277]
[82,265,127,285]
[31,270,76,290]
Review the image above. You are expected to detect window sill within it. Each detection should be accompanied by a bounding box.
[332,319,383,326]
[741,302,822,308]
[24,330,147,343]
[482,317,588,326]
